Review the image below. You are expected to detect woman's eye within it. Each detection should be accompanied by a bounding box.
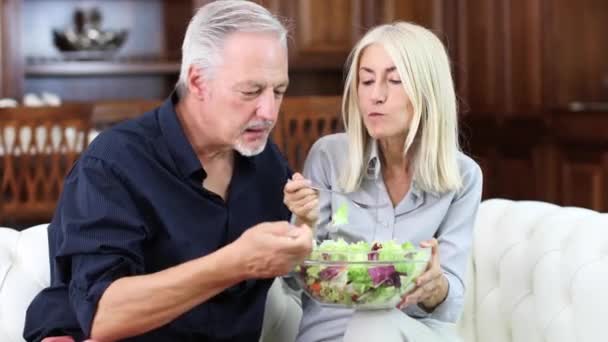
[389,79,402,84]
[360,80,374,86]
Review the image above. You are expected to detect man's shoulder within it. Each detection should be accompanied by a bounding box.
[84,110,162,166]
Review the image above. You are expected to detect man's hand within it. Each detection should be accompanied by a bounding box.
[397,238,448,311]
[90,221,312,341]
[234,221,313,279]
[283,172,319,228]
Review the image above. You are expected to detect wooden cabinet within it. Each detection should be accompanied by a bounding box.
[464,111,608,212]
[445,0,608,211]
[545,0,608,108]
[253,0,444,70]
[253,0,445,95]
[1,0,201,101]
[443,0,544,116]
[1,0,24,99]
[2,0,607,210]
[552,111,608,211]
[2,0,450,99]
[445,0,608,116]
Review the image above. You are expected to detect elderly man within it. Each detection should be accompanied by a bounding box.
[23,1,311,341]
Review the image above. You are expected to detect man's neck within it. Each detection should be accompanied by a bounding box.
[175,94,234,166]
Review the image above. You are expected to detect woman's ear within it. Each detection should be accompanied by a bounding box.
[187,65,207,100]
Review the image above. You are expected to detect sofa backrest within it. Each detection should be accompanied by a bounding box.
[460,199,608,342]
[2,200,608,342]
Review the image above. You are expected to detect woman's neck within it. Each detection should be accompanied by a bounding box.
[378,135,409,174]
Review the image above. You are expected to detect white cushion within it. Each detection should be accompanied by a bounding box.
[0,225,50,342]
[460,199,608,342]
[1,199,607,342]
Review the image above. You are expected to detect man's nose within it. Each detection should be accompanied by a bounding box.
[256,90,279,121]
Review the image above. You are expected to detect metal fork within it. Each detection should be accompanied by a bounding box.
[308,185,389,209]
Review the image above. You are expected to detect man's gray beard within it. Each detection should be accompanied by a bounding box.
[234,138,268,157]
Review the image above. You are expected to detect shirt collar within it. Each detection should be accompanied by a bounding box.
[158,91,204,180]
[158,92,259,184]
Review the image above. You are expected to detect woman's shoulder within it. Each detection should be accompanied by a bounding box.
[303,133,348,174]
[456,151,483,190]
[312,132,348,149]
[308,132,349,159]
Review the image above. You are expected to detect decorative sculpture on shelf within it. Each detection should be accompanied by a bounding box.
[52,7,128,60]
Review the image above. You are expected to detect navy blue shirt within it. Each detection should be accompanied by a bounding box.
[24,94,292,341]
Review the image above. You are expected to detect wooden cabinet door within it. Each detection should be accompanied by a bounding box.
[254,0,444,69]
[544,0,608,108]
[443,0,544,116]
[0,0,23,98]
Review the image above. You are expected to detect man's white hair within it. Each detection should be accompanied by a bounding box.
[176,0,288,96]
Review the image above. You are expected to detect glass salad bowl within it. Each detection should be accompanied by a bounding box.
[293,239,431,310]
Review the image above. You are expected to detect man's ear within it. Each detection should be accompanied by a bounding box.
[187,65,207,100]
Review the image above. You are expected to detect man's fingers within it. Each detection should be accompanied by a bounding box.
[257,221,292,235]
[289,224,313,242]
[283,225,313,253]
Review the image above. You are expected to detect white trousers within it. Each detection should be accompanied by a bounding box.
[260,278,303,342]
[343,309,460,342]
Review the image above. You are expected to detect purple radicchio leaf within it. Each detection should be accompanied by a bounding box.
[367,265,397,286]
[319,266,344,281]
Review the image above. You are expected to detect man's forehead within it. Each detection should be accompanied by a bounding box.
[235,79,289,88]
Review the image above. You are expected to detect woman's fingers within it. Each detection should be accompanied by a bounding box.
[284,177,312,194]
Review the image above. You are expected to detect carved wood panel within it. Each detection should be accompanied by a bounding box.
[0,105,92,225]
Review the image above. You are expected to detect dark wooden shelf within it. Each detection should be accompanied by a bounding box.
[25,60,180,77]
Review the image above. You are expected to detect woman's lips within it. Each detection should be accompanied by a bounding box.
[368,112,385,117]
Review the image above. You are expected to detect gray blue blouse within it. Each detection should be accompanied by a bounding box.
[295,133,483,342]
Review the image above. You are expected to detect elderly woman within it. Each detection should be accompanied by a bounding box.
[284,22,483,341]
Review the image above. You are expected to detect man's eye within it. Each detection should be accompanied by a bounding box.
[242,90,261,96]
[274,90,285,97]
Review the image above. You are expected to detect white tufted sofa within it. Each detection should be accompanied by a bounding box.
[0,224,50,341]
[1,199,607,342]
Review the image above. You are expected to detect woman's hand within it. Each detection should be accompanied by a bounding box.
[397,238,449,311]
[283,172,319,228]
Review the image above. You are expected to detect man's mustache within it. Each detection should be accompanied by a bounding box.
[242,120,274,132]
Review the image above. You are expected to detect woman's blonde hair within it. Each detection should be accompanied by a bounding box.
[340,22,462,194]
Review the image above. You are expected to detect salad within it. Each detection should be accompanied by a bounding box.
[294,239,430,309]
